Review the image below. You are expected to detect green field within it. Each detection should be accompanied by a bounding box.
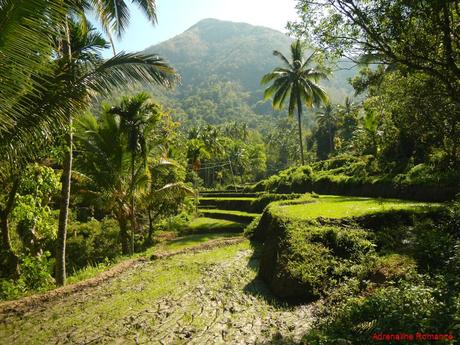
[155,232,240,251]
[276,195,438,219]
[198,197,257,201]
[200,209,259,217]
[180,217,245,234]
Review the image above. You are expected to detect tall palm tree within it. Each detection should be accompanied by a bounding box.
[52,20,177,285]
[261,39,328,165]
[108,93,161,254]
[53,0,172,285]
[316,103,337,154]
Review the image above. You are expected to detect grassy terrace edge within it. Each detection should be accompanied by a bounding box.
[245,193,443,301]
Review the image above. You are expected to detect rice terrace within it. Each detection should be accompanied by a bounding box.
[0,0,459,344]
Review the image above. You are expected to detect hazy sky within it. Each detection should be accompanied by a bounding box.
[107,0,298,54]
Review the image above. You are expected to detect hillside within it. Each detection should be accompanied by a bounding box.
[144,19,357,126]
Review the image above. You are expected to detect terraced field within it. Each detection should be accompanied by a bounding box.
[0,193,442,344]
[276,195,437,219]
[197,191,261,225]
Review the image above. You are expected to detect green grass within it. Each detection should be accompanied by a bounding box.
[67,260,119,285]
[200,209,259,217]
[1,230,244,303]
[69,229,240,287]
[277,195,438,220]
[200,209,259,223]
[181,217,245,234]
[198,197,257,201]
[154,232,241,252]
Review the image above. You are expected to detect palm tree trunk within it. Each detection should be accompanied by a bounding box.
[130,155,136,255]
[55,19,73,286]
[147,209,154,244]
[0,213,11,252]
[296,96,305,166]
[56,116,72,286]
[1,178,19,251]
[118,216,130,255]
[0,178,20,277]
[145,207,159,247]
[329,122,333,154]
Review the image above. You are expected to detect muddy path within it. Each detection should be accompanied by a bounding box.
[0,241,314,344]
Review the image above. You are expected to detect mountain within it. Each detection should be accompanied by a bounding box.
[143,18,357,126]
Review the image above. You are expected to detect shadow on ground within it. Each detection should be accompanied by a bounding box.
[243,242,295,308]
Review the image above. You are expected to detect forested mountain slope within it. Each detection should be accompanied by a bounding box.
[144,18,356,125]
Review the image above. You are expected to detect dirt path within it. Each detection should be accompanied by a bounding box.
[0,241,314,344]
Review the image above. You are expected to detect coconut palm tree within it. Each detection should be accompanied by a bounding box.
[53,0,173,285]
[108,93,162,254]
[51,20,177,285]
[261,39,328,165]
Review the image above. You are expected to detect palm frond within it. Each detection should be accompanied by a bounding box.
[301,51,317,69]
[308,82,329,107]
[263,77,289,100]
[304,70,329,82]
[154,182,194,197]
[133,0,157,23]
[90,0,130,37]
[272,83,292,110]
[288,88,297,117]
[290,39,304,63]
[298,82,313,107]
[273,50,293,69]
[0,0,68,132]
[80,52,180,95]
[260,69,288,85]
[88,0,157,38]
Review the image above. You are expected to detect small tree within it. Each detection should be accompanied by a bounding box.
[316,103,337,155]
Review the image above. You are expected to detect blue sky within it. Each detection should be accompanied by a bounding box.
[105,0,298,55]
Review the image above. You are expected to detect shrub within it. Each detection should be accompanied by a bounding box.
[251,156,458,200]
[0,251,55,301]
[157,210,193,232]
[303,282,450,345]
[243,214,261,238]
[66,218,121,274]
[20,252,55,291]
[412,220,455,272]
[250,193,302,212]
[258,215,377,301]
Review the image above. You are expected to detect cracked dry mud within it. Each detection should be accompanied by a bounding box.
[0,243,314,344]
